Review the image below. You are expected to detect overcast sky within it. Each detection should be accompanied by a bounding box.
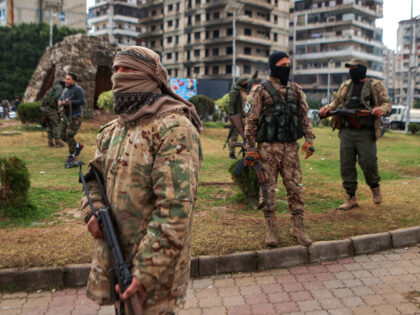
[86,0,420,51]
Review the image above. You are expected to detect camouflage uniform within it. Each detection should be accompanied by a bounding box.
[244,77,315,245]
[40,83,63,146]
[1,100,10,119]
[80,112,202,314]
[328,78,391,198]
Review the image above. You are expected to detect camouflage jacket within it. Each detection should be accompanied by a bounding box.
[244,77,315,149]
[80,112,202,312]
[329,79,392,139]
[41,83,63,111]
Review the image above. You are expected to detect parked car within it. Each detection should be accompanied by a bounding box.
[8,111,16,119]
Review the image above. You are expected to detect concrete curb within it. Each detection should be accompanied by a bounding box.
[1,226,419,291]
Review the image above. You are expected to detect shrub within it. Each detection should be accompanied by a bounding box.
[408,123,420,135]
[0,156,37,218]
[321,117,331,127]
[215,93,229,113]
[189,95,215,121]
[212,111,220,122]
[97,90,114,113]
[17,102,42,124]
[307,98,323,109]
[228,160,259,202]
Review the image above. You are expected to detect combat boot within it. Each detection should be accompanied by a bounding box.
[48,138,54,147]
[338,195,359,210]
[371,186,382,204]
[55,139,64,148]
[290,214,312,246]
[263,212,279,247]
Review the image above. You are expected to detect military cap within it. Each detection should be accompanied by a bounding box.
[236,77,249,86]
[345,58,368,68]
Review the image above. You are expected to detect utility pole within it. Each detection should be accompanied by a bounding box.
[108,0,114,44]
[49,10,53,46]
[404,0,415,133]
[226,1,243,87]
[327,58,334,103]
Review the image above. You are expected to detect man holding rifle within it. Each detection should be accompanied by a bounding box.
[80,46,202,314]
[244,51,315,247]
[319,58,392,210]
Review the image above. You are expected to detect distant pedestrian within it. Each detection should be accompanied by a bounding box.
[1,99,10,119]
[58,73,86,168]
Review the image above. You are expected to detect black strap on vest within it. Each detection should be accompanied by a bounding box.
[261,80,281,105]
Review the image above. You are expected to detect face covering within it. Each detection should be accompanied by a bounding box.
[349,66,366,83]
[270,66,290,85]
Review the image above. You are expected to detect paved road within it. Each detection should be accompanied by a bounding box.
[1,246,420,315]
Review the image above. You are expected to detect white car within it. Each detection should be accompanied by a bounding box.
[8,111,16,119]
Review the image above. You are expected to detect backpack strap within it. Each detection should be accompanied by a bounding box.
[261,80,281,105]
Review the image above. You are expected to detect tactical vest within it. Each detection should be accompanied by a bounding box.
[342,79,374,127]
[255,81,303,143]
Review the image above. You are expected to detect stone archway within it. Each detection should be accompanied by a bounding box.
[93,66,113,109]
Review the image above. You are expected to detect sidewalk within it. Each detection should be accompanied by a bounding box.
[1,246,419,315]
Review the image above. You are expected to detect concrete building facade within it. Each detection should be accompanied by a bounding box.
[394,15,420,106]
[382,47,395,103]
[0,0,86,29]
[290,0,384,100]
[138,0,290,80]
[87,0,144,47]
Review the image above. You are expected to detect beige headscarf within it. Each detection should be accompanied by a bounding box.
[112,46,202,131]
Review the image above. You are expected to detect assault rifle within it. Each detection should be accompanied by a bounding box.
[229,114,271,211]
[319,108,371,130]
[79,165,144,315]
[223,124,235,150]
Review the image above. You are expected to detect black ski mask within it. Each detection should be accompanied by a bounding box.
[349,66,367,83]
[269,51,290,85]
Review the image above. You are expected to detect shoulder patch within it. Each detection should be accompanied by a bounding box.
[244,101,252,114]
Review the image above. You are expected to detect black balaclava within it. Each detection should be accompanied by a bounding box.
[269,51,290,85]
[349,65,367,83]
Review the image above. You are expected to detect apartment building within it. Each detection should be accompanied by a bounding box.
[382,47,395,102]
[290,0,384,99]
[138,0,290,80]
[0,0,86,29]
[394,15,420,105]
[87,0,145,46]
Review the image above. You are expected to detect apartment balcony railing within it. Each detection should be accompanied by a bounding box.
[295,19,377,32]
[294,48,383,63]
[114,15,138,23]
[294,67,384,79]
[295,3,383,19]
[295,34,383,48]
[88,15,109,24]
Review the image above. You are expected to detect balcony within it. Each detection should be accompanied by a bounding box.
[113,28,139,38]
[140,0,163,8]
[295,19,377,32]
[294,67,384,79]
[294,48,384,63]
[88,15,109,25]
[295,34,383,48]
[296,3,383,19]
[240,0,274,10]
[114,15,138,23]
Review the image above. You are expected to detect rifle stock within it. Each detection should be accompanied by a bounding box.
[319,109,371,130]
[79,166,144,315]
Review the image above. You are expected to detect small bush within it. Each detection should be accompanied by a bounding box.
[212,111,220,122]
[189,95,215,121]
[215,93,229,113]
[321,117,331,127]
[307,98,323,109]
[0,156,37,218]
[97,90,114,113]
[408,123,420,135]
[17,102,42,124]
[228,160,259,201]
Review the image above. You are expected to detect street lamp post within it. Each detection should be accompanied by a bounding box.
[404,0,415,133]
[226,1,244,86]
[49,10,57,46]
[327,58,334,103]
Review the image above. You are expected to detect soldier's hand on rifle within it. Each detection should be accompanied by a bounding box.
[319,105,330,118]
[371,107,384,117]
[87,215,104,239]
[244,149,260,167]
[302,141,315,160]
[116,276,146,302]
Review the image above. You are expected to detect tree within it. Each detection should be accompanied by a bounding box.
[0,23,85,100]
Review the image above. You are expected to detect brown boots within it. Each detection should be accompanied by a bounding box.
[290,214,313,246]
[55,139,65,148]
[264,212,279,246]
[371,186,382,204]
[339,195,359,210]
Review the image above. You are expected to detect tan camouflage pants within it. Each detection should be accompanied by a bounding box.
[258,142,304,216]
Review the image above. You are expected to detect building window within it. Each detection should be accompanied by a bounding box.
[213,12,220,20]
[194,32,200,40]
[213,30,219,38]
[225,64,232,74]
[175,68,178,77]
[176,2,180,11]
[244,65,251,74]
[244,28,252,36]
[188,16,192,25]
[227,28,233,36]
[167,68,172,75]
[175,35,179,44]
[151,40,155,47]
[194,49,200,57]
[226,46,233,55]
[206,13,210,21]
[168,20,173,27]
[213,66,219,74]
[187,50,191,60]
[187,67,191,77]
[195,14,201,22]
[273,33,278,41]
[205,49,209,57]
[167,52,172,59]
[175,52,179,61]
[205,66,209,75]
[194,66,200,74]
[206,30,210,39]
[244,47,251,55]
[167,36,173,43]
[151,25,156,31]
[245,10,252,17]
[273,15,278,24]
[187,33,191,43]
[168,4,173,11]
[213,48,219,56]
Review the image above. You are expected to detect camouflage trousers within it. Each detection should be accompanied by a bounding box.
[44,110,62,140]
[228,128,240,155]
[86,239,183,315]
[258,142,304,216]
[61,115,82,154]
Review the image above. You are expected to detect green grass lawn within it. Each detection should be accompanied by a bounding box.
[0,119,419,268]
